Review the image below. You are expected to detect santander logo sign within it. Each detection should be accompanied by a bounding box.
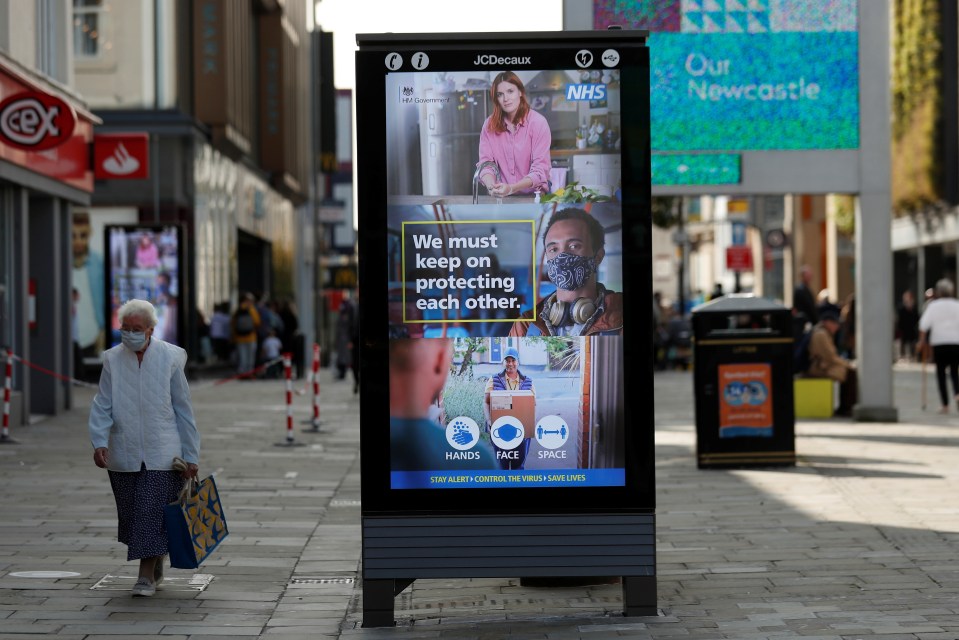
[93,133,149,180]
[0,91,77,151]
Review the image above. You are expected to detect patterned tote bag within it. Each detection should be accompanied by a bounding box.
[164,475,229,569]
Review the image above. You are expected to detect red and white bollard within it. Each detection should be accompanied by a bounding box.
[2,349,14,444]
[304,343,322,431]
[283,353,294,444]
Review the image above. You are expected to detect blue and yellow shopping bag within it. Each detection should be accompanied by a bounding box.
[164,475,228,569]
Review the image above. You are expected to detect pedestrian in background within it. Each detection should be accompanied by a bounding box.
[918,278,959,414]
[897,289,920,362]
[209,301,233,364]
[196,308,212,364]
[88,299,200,597]
[793,264,819,328]
[277,298,302,377]
[335,293,356,380]
[652,291,667,370]
[839,293,856,359]
[709,282,724,301]
[232,293,260,378]
[350,290,360,393]
[260,329,283,378]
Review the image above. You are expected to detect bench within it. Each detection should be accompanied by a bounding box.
[794,377,838,418]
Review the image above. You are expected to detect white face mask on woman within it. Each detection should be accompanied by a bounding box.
[120,330,148,352]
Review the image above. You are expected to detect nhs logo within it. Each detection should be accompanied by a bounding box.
[565,84,607,101]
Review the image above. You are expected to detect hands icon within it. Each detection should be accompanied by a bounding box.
[451,423,474,446]
[446,417,480,450]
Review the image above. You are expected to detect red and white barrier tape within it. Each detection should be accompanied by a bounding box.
[199,356,285,389]
[9,353,98,389]
[2,345,322,446]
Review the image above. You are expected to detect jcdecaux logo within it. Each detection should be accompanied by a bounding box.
[473,54,532,66]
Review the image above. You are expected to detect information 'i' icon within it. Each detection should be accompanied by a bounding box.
[411,52,430,70]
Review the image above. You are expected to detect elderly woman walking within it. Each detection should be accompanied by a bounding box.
[89,299,200,597]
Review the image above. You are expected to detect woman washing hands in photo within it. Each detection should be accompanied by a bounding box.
[477,71,552,198]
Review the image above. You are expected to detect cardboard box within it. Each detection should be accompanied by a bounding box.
[489,390,535,438]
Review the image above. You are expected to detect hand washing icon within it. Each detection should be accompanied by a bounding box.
[445,416,480,451]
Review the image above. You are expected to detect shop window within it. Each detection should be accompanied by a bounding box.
[73,0,103,58]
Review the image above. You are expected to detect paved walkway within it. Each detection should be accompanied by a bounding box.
[1,363,957,639]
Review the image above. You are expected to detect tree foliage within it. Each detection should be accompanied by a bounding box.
[892,0,943,213]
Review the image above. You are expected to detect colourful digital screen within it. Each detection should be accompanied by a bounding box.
[384,63,630,490]
[652,153,741,185]
[105,225,182,347]
[595,0,860,152]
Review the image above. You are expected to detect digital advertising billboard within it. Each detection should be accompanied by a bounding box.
[357,31,652,514]
[590,0,861,190]
[104,225,183,348]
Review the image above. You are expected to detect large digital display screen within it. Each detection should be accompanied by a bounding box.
[594,0,859,152]
[356,31,652,515]
[385,64,628,490]
[105,225,182,348]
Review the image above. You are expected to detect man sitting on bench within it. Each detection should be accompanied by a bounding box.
[806,304,857,417]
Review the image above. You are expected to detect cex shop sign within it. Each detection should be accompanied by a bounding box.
[0,91,77,151]
[93,133,149,180]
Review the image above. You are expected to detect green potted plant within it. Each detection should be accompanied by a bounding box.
[539,181,612,206]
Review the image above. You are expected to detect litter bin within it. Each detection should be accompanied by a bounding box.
[691,294,795,469]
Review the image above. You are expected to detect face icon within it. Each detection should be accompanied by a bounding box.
[495,80,522,118]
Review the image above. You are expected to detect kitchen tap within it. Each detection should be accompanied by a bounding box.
[473,161,501,204]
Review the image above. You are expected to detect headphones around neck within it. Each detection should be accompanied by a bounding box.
[546,294,597,327]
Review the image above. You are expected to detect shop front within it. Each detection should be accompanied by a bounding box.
[0,53,99,427]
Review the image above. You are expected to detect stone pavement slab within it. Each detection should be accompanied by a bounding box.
[1,365,959,638]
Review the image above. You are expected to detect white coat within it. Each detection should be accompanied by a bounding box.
[88,338,200,471]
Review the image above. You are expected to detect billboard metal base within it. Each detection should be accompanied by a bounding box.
[360,513,656,627]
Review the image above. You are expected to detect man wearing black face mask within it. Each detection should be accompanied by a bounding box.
[509,208,623,337]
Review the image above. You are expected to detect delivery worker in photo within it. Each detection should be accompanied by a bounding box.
[484,347,536,470]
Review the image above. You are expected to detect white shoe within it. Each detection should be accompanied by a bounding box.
[131,577,156,597]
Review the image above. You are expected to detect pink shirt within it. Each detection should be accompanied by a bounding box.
[136,242,159,269]
[477,109,551,194]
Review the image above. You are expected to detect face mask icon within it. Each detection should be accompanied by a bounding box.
[492,422,523,442]
[490,416,527,450]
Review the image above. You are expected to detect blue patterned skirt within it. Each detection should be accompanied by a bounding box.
[108,464,185,561]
